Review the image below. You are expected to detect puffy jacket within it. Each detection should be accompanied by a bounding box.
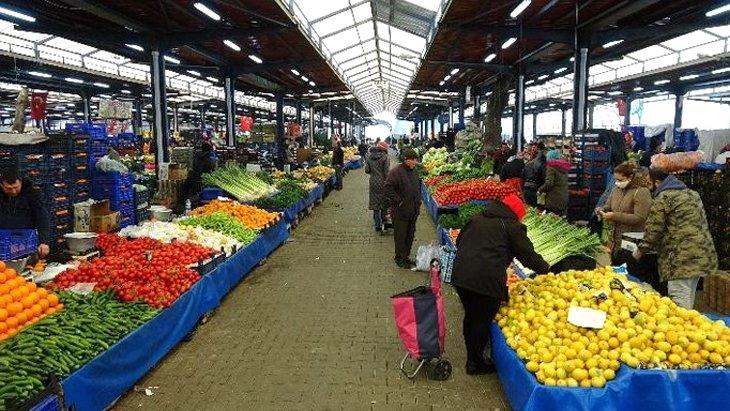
[451,201,550,300]
[538,159,570,213]
[364,147,390,210]
[523,152,546,188]
[639,176,718,281]
[603,177,652,256]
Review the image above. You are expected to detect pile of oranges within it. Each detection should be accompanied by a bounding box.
[0,261,62,341]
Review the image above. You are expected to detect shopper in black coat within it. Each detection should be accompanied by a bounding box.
[332,140,345,190]
[0,167,50,257]
[451,195,550,375]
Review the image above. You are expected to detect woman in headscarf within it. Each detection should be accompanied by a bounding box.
[364,141,391,232]
[538,149,570,215]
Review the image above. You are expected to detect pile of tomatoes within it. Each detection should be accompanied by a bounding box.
[434,179,519,206]
[51,234,214,308]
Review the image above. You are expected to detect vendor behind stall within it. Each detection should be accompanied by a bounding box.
[0,166,50,258]
[183,141,217,206]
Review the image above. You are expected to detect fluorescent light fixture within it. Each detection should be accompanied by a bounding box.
[206,76,218,82]
[707,3,730,17]
[94,82,110,88]
[501,37,517,49]
[65,77,83,84]
[570,57,575,62]
[301,75,309,82]
[444,74,451,81]
[680,74,699,81]
[291,69,300,76]
[510,0,532,18]
[602,39,624,48]
[712,67,730,74]
[121,89,132,94]
[525,80,535,85]
[309,81,316,87]
[633,87,644,92]
[164,55,180,64]
[29,71,52,78]
[439,81,445,86]
[223,40,241,52]
[450,68,460,75]
[193,2,221,21]
[0,6,36,22]
[654,79,670,85]
[608,91,622,96]
[538,74,549,80]
[248,54,263,64]
[187,70,201,76]
[554,67,568,74]
[484,53,496,63]
[125,44,144,52]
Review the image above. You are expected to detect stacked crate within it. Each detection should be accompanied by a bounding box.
[134,185,151,224]
[92,171,136,228]
[566,132,610,221]
[65,123,108,204]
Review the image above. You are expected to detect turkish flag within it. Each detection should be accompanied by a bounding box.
[240,115,253,131]
[616,98,627,117]
[30,92,48,120]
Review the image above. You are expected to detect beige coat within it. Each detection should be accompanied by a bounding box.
[604,178,652,255]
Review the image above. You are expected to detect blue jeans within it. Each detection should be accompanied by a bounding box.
[373,209,385,230]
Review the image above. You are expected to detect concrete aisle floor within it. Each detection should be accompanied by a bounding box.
[114,168,509,411]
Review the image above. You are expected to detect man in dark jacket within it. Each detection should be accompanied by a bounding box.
[332,140,345,190]
[385,148,421,268]
[523,142,546,206]
[0,167,50,258]
[451,194,550,374]
[184,141,217,206]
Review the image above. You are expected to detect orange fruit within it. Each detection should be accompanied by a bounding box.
[9,288,22,301]
[0,295,10,308]
[56,303,63,311]
[7,302,22,315]
[6,327,17,337]
[15,311,27,325]
[6,317,18,328]
[47,294,59,307]
[0,308,7,321]
[18,285,29,298]
[28,292,39,304]
[0,272,6,282]
[5,278,18,289]
[0,322,6,333]
[45,307,56,315]
[4,268,16,279]
[0,284,10,294]
[30,304,42,317]
[26,282,37,292]
[0,261,5,271]
[36,288,48,298]
[38,299,49,310]
[21,296,34,309]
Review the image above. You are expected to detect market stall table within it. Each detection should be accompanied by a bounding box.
[281,184,325,224]
[49,220,290,411]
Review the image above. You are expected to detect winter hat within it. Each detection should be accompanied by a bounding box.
[546,149,562,161]
[501,194,526,221]
[402,148,418,160]
[378,141,389,150]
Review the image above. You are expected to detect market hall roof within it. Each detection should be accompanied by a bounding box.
[0,0,359,102]
[404,0,730,117]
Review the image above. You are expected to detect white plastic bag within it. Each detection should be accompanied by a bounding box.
[416,243,442,272]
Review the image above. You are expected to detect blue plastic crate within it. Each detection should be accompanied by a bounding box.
[92,184,134,202]
[29,394,61,411]
[71,136,89,153]
[72,151,88,164]
[134,188,150,207]
[202,187,224,201]
[47,153,69,170]
[582,160,610,174]
[73,191,90,203]
[25,168,69,185]
[0,229,39,260]
[18,152,47,169]
[49,209,72,224]
[72,163,90,178]
[65,123,107,139]
[112,200,136,214]
[136,208,151,224]
[119,213,136,229]
[93,171,134,186]
[584,149,611,162]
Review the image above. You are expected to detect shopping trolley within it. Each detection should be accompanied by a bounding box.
[390,259,452,380]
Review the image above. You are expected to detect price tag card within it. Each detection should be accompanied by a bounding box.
[567,306,607,329]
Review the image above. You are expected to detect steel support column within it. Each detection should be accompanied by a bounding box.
[572,32,590,134]
[532,112,538,140]
[588,102,595,129]
[513,69,525,152]
[224,76,236,146]
[674,91,684,130]
[150,49,169,172]
[309,104,315,146]
[449,102,454,128]
[133,97,143,135]
[198,105,206,132]
[296,98,302,124]
[458,93,465,125]
[561,107,567,137]
[172,104,179,134]
[624,96,632,127]
[328,102,333,139]
[81,93,91,124]
[474,92,481,119]
[430,118,435,140]
[276,92,284,163]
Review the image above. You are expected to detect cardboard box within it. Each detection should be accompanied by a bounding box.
[89,200,120,233]
[297,148,312,164]
[168,163,188,180]
[704,272,730,315]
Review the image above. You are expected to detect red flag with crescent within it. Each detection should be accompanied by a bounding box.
[30,92,48,120]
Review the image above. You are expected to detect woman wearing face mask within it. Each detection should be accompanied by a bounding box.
[598,162,652,264]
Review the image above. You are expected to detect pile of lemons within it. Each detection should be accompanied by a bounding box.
[496,267,730,388]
